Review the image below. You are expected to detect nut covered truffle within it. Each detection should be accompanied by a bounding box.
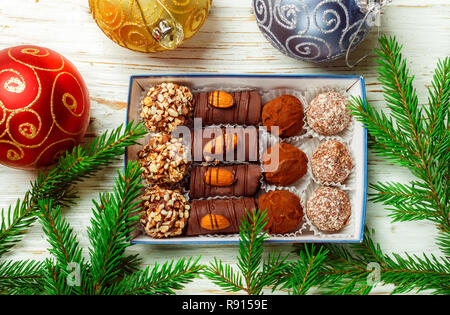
[306,186,351,232]
[262,95,305,137]
[306,91,351,135]
[311,140,353,184]
[140,186,190,238]
[140,82,194,133]
[258,190,303,234]
[262,142,308,186]
[138,134,189,186]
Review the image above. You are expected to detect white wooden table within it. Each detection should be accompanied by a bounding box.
[0,0,449,295]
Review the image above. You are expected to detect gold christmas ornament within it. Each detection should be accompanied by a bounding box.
[89,0,212,53]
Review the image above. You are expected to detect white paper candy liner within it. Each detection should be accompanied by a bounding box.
[301,86,355,143]
[303,182,357,239]
[255,185,308,237]
[306,135,356,190]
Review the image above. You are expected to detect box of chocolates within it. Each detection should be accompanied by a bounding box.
[126,74,367,244]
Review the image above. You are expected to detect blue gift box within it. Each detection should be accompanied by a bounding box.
[126,74,367,244]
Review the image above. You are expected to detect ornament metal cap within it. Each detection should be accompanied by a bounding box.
[148,0,184,50]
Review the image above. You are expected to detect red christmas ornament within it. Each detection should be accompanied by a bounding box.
[0,45,90,170]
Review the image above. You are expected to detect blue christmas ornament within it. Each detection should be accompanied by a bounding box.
[252,0,387,63]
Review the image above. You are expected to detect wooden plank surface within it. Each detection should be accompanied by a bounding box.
[0,0,449,294]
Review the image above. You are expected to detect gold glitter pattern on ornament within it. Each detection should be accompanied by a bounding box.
[18,122,38,139]
[4,76,25,94]
[8,48,65,72]
[7,149,21,161]
[89,0,212,53]
[62,93,78,113]
[0,46,89,169]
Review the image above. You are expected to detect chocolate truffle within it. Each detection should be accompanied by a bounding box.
[186,197,257,236]
[194,90,262,126]
[262,95,304,137]
[306,91,351,136]
[311,140,353,184]
[138,134,189,186]
[189,164,261,199]
[262,142,308,186]
[140,186,190,238]
[140,82,194,133]
[257,190,303,234]
[306,186,351,232]
[191,127,259,163]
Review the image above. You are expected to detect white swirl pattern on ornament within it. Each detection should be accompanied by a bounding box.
[253,0,372,62]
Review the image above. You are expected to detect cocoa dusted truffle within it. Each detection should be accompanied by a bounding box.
[311,140,353,184]
[306,91,351,135]
[138,134,189,186]
[258,190,303,234]
[140,82,194,133]
[306,186,351,232]
[262,142,308,186]
[140,186,190,238]
[262,95,304,137]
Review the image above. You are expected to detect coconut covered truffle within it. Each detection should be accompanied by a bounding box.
[306,186,351,232]
[140,82,194,133]
[262,142,308,186]
[306,91,351,136]
[139,186,190,238]
[262,95,305,138]
[138,134,189,186]
[258,190,303,234]
[311,140,353,184]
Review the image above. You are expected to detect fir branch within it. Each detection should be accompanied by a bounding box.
[308,228,450,295]
[369,181,442,223]
[348,36,450,247]
[204,209,289,295]
[36,198,87,295]
[42,259,74,295]
[0,121,146,258]
[104,257,203,295]
[279,245,328,295]
[0,260,45,295]
[88,162,143,294]
[205,257,246,293]
[37,199,83,268]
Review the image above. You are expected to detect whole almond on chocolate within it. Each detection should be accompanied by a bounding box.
[208,91,234,108]
[203,133,238,162]
[204,168,236,187]
[200,214,231,231]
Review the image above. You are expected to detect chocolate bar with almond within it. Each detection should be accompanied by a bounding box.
[190,127,259,163]
[189,164,261,199]
[185,197,257,236]
[193,90,262,126]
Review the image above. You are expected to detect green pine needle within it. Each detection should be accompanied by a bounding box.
[348,35,450,253]
[88,162,144,293]
[309,228,450,295]
[0,121,146,258]
[204,209,289,295]
[279,245,329,295]
[104,257,203,295]
[0,260,45,295]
